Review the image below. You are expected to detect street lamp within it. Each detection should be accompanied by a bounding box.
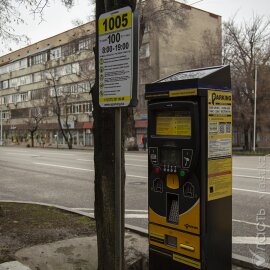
[253,64,258,152]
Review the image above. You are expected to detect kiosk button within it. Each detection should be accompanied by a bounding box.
[166,174,180,189]
[180,170,186,177]
[180,244,195,252]
[182,149,193,168]
[153,166,161,175]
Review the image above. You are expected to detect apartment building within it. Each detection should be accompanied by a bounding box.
[0,23,96,147]
[0,3,221,148]
[135,3,222,146]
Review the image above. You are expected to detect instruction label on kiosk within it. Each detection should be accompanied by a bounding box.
[208,90,232,201]
[98,6,134,107]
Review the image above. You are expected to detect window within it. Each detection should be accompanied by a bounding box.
[78,81,90,93]
[1,111,10,119]
[11,108,30,119]
[72,63,80,74]
[20,75,32,86]
[65,64,72,75]
[20,93,28,102]
[0,65,8,75]
[50,87,62,97]
[9,61,20,71]
[56,64,73,77]
[79,37,91,50]
[44,69,55,79]
[89,59,95,71]
[89,35,96,49]
[50,47,62,60]
[31,52,47,65]
[10,78,19,88]
[0,58,27,75]
[62,84,71,95]
[2,80,9,89]
[31,88,48,100]
[33,72,44,83]
[12,94,19,103]
[3,95,11,104]
[80,59,95,72]
[68,102,92,114]
[62,42,76,57]
[30,107,47,117]
[139,43,150,58]
[70,84,78,93]
[56,66,64,77]
[19,59,28,69]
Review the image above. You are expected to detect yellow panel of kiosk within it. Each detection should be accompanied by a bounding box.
[149,223,200,260]
[149,200,200,235]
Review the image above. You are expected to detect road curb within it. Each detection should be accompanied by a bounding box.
[1,200,268,270]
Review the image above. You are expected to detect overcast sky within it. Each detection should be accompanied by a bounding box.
[1,0,270,56]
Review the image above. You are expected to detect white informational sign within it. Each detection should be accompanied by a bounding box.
[98,6,133,107]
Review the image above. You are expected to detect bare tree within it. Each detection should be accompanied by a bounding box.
[137,0,188,45]
[0,0,74,51]
[24,103,48,147]
[223,15,270,150]
[47,74,75,149]
[186,28,222,68]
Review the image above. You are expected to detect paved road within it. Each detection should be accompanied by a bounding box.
[0,146,269,263]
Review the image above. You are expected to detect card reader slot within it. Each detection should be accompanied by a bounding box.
[165,235,177,248]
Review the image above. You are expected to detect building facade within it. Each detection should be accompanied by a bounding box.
[0,3,221,148]
[135,3,222,146]
[0,23,96,147]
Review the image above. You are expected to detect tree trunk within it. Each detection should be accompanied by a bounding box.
[30,132,34,147]
[92,54,127,270]
[92,100,126,270]
[93,1,130,269]
[67,137,73,149]
[56,114,73,149]
[67,130,73,149]
[244,128,250,151]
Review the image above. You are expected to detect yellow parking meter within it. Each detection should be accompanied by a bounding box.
[145,66,232,270]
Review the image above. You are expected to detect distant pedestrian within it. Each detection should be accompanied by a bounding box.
[142,136,147,151]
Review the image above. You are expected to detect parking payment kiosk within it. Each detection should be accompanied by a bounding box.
[145,66,232,270]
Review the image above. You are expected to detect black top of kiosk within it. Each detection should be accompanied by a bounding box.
[145,65,231,100]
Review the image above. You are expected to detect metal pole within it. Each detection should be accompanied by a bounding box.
[253,65,257,152]
[115,107,122,270]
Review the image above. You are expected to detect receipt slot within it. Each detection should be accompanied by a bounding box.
[145,66,232,270]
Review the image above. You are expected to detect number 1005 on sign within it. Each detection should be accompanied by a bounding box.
[99,11,132,34]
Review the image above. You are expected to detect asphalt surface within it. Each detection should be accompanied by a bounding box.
[0,146,269,263]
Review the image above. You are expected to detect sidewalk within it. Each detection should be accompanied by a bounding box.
[1,231,148,270]
[0,233,256,270]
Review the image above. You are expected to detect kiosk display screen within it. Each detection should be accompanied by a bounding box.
[161,148,180,165]
[156,111,191,137]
